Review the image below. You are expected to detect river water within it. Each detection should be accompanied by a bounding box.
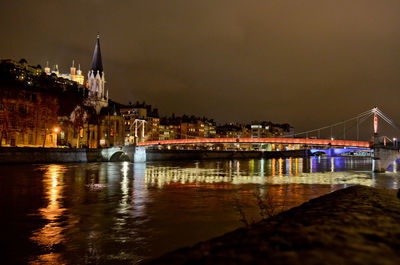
[2,157,400,264]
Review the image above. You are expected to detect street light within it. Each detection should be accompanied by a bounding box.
[52,127,60,147]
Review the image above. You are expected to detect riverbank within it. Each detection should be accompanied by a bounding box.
[0,147,102,163]
[0,146,309,163]
[148,185,400,265]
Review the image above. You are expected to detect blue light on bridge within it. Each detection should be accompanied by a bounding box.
[310,148,372,157]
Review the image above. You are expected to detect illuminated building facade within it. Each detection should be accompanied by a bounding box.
[158,124,179,140]
[250,122,294,138]
[1,35,124,149]
[145,116,160,141]
[216,123,249,138]
[98,102,125,147]
[44,61,85,86]
[0,60,60,147]
[87,34,108,114]
[119,102,159,144]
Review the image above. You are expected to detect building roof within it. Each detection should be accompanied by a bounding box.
[90,34,103,76]
[99,100,122,116]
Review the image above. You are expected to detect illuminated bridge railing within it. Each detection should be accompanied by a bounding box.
[137,138,371,148]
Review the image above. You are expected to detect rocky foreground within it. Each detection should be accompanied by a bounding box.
[147,185,400,265]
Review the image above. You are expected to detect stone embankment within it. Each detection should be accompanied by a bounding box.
[0,147,309,163]
[148,185,400,265]
[0,147,102,163]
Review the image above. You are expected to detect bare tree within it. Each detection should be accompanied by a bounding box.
[70,105,88,148]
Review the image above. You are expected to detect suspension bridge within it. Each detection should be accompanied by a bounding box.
[104,107,400,172]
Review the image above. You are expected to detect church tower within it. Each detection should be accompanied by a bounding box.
[87,34,108,113]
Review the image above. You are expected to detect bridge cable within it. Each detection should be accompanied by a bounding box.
[376,108,400,133]
[286,109,374,138]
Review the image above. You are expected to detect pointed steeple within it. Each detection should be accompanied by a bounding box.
[87,33,108,112]
[90,34,103,76]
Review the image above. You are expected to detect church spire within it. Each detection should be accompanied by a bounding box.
[90,34,103,76]
[87,33,108,113]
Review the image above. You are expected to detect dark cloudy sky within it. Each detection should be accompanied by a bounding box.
[1,0,400,134]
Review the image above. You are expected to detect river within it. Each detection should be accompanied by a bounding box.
[1,157,399,264]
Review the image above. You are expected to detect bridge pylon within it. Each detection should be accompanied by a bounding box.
[370,107,400,172]
[130,119,146,146]
[373,144,400,172]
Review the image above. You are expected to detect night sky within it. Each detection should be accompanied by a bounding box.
[2,0,400,134]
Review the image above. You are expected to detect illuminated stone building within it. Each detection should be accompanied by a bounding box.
[177,119,215,139]
[98,102,124,147]
[44,61,85,86]
[119,102,159,144]
[60,103,124,149]
[198,120,216,138]
[145,116,160,141]
[250,122,294,138]
[180,122,196,139]
[157,115,216,141]
[159,124,179,140]
[87,34,108,114]
[0,59,61,147]
[83,35,123,148]
[63,34,123,148]
[216,123,247,138]
[250,123,273,138]
[0,35,127,149]
[67,61,84,85]
[0,89,59,147]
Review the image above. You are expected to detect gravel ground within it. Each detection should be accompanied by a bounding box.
[146,185,400,265]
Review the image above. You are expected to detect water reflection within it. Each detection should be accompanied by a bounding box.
[30,164,66,264]
[2,157,400,264]
[119,161,129,214]
[132,162,148,219]
[144,162,373,188]
[144,157,378,188]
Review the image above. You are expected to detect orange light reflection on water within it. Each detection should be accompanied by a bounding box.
[30,164,66,265]
[278,158,283,176]
[271,158,276,177]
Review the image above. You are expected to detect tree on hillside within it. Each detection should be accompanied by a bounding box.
[70,105,88,148]
[0,99,11,146]
[40,97,58,147]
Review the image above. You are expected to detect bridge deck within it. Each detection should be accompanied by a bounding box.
[138,138,371,148]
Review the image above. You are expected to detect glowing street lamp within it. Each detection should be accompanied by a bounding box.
[52,127,60,147]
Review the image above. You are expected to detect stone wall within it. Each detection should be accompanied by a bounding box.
[0,147,310,164]
[0,147,103,164]
[373,147,400,172]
